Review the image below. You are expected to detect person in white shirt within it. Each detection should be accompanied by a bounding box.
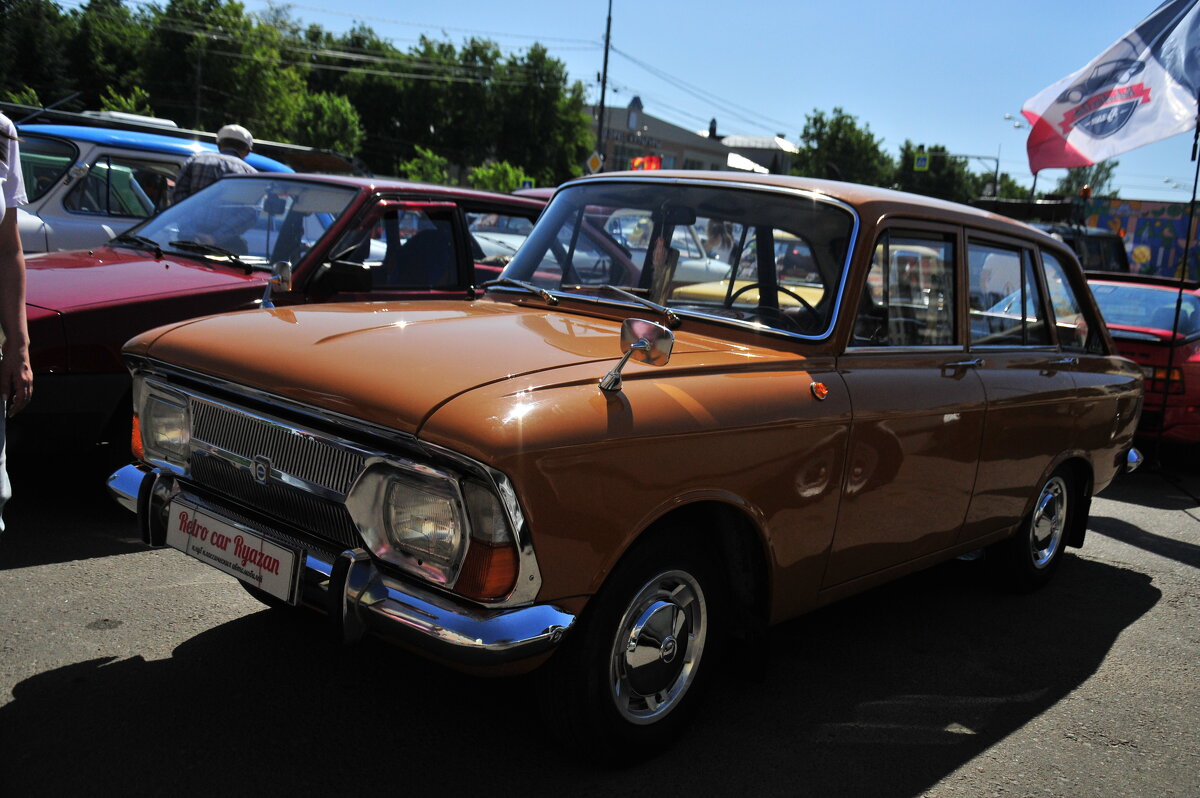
[0,112,32,535]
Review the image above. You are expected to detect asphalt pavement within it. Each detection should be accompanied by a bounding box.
[0,451,1195,797]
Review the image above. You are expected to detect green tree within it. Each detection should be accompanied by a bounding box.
[1053,161,1120,198]
[791,107,893,186]
[69,0,149,109]
[0,0,76,107]
[894,141,977,203]
[99,85,154,116]
[399,145,449,184]
[291,91,363,154]
[140,0,307,138]
[468,161,531,193]
[492,44,592,186]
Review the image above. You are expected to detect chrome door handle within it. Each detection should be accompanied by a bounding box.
[942,358,984,368]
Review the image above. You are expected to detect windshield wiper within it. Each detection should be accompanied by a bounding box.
[111,233,163,259]
[596,285,680,329]
[480,277,558,305]
[168,240,248,273]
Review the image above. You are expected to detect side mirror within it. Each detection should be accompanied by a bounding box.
[261,261,292,309]
[270,260,293,292]
[599,318,674,392]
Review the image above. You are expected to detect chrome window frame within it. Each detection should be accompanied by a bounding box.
[492,177,861,343]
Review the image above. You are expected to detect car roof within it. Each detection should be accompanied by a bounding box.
[19,124,293,173]
[221,172,548,209]
[562,170,1057,241]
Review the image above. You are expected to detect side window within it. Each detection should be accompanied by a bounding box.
[969,242,1051,347]
[64,156,176,218]
[467,211,537,282]
[1042,251,1100,353]
[853,232,956,347]
[18,135,76,202]
[332,208,458,289]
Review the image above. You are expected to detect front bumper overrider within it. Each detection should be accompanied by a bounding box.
[108,464,575,671]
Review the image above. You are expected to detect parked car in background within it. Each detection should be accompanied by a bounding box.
[1089,272,1200,443]
[109,172,1142,757]
[15,173,544,459]
[1032,222,1131,273]
[16,124,294,252]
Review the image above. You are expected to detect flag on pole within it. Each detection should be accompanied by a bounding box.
[1022,0,1200,174]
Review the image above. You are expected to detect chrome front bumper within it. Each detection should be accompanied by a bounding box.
[108,464,575,670]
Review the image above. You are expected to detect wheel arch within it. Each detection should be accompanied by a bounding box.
[1032,454,1093,549]
[601,499,772,641]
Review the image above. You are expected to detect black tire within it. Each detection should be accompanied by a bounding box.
[989,468,1076,592]
[538,531,728,761]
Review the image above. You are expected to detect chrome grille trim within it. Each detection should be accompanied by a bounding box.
[191,399,365,495]
[191,454,361,550]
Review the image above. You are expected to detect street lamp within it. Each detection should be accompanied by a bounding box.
[1004,112,1028,130]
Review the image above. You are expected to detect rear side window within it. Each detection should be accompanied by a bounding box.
[1042,251,1102,353]
[853,231,956,347]
[64,155,176,218]
[18,134,76,202]
[969,242,1051,347]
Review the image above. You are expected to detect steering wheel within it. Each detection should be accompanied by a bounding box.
[726,281,817,316]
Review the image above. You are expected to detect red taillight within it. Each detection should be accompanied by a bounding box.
[1146,366,1184,394]
[455,541,519,601]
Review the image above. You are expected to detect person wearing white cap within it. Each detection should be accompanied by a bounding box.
[170,123,258,204]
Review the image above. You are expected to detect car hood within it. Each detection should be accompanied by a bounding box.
[24,246,262,313]
[127,299,779,435]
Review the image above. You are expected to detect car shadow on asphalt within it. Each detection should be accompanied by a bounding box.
[0,552,1159,797]
[0,464,143,570]
[1088,514,1200,569]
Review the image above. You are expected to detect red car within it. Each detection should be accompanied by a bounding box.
[16,173,543,458]
[1089,273,1200,443]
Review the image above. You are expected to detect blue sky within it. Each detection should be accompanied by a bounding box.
[243,0,1195,202]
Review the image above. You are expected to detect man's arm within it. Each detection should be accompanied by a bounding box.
[171,158,196,205]
[0,207,31,416]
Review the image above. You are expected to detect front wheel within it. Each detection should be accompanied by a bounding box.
[538,533,727,759]
[989,469,1074,592]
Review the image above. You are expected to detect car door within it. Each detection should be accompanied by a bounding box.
[54,148,180,250]
[957,237,1077,545]
[826,226,987,587]
[1040,249,1142,464]
[300,199,477,302]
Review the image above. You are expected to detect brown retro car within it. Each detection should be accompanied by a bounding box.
[109,172,1143,756]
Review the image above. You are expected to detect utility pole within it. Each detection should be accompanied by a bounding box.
[597,0,612,172]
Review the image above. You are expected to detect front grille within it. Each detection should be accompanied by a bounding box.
[191,455,361,549]
[192,400,364,494]
[186,397,367,551]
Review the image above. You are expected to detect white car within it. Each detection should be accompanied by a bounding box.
[16,124,292,253]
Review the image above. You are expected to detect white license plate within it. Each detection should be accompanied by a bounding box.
[166,500,301,604]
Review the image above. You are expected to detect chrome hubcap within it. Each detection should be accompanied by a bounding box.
[1029,476,1067,569]
[609,569,707,725]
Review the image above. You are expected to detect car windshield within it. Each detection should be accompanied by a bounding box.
[1090,282,1200,335]
[127,177,358,269]
[498,181,856,337]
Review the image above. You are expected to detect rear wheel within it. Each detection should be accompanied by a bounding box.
[990,469,1074,591]
[539,532,727,759]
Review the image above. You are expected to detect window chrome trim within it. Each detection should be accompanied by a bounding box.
[491,176,861,343]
